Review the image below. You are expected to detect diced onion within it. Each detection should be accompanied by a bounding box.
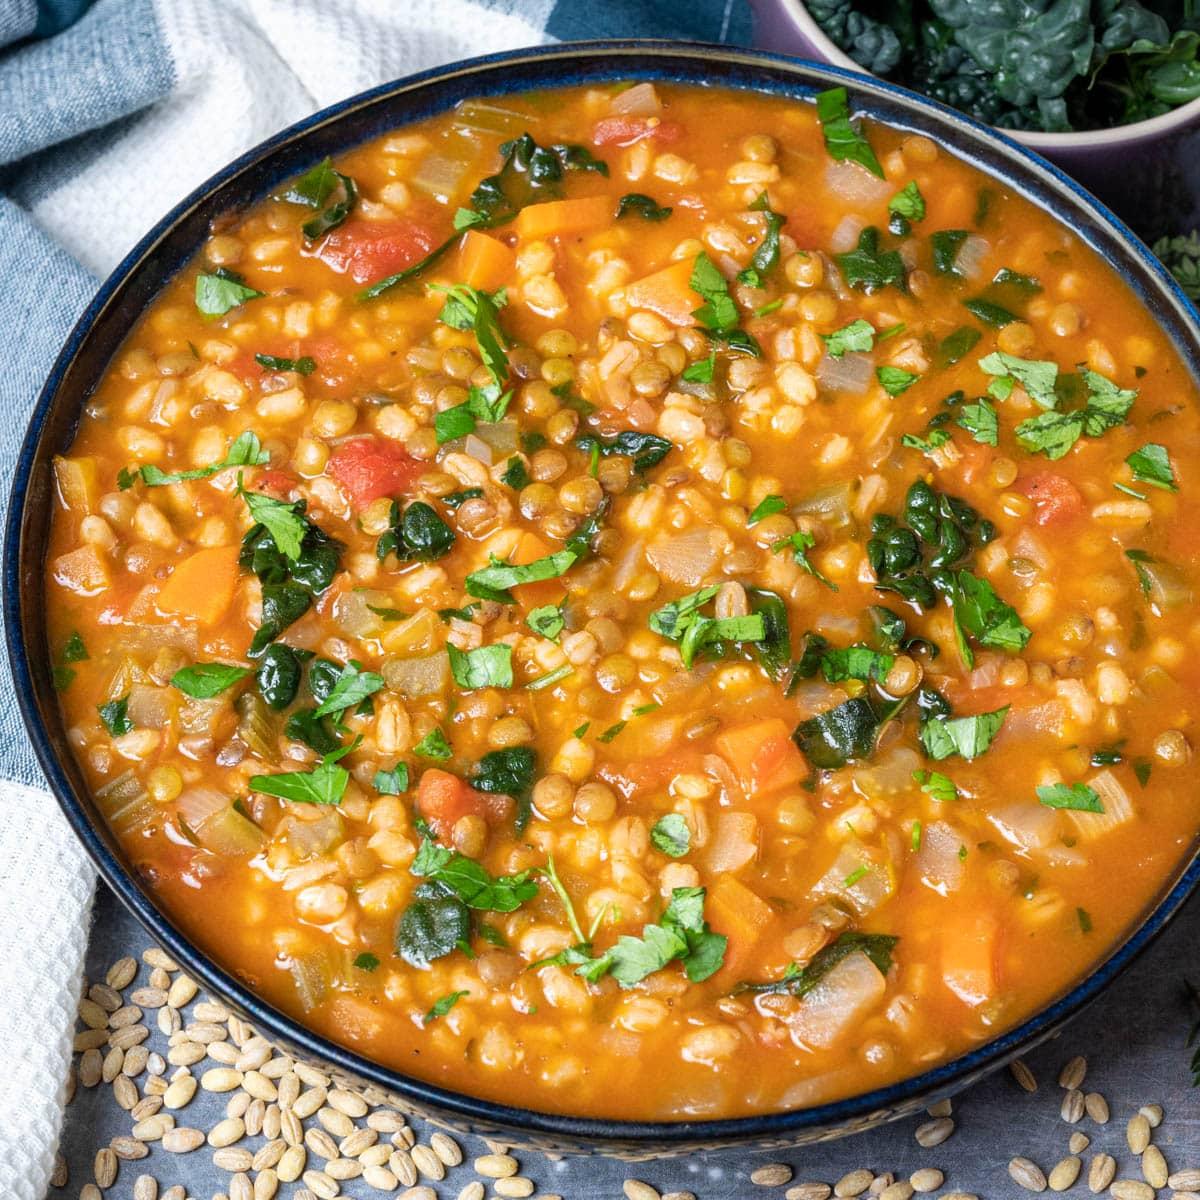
[954,234,990,281]
[794,481,855,525]
[816,351,873,395]
[610,82,662,117]
[988,803,1060,853]
[463,434,494,465]
[612,538,646,590]
[703,811,758,873]
[126,684,175,730]
[830,213,864,253]
[812,844,892,916]
[333,589,392,639]
[96,771,153,836]
[452,98,529,136]
[410,154,471,202]
[473,419,518,456]
[854,747,921,798]
[784,952,888,1050]
[278,811,345,862]
[646,528,718,586]
[825,161,891,207]
[917,820,966,894]
[177,787,228,828]
[382,651,449,698]
[1068,769,1135,840]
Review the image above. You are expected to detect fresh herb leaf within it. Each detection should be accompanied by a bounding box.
[312,660,384,718]
[465,550,577,604]
[136,431,269,487]
[935,326,981,368]
[820,646,894,684]
[815,86,884,178]
[681,353,716,384]
[739,191,786,282]
[772,529,838,590]
[62,632,89,663]
[650,813,691,858]
[737,931,897,997]
[574,430,673,476]
[949,570,1032,654]
[470,747,536,832]
[888,181,926,234]
[373,764,409,795]
[171,662,251,699]
[353,952,380,972]
[822,318,875,359]
[412,835,538,911]
[98,696,133,737]
[963,297,1017,327]
[836,227,906,293]
[1126,442,1177,490]
[690,252,762,355]
[442,488,484,509]
[240,487,308,562]
[931,229,969,275]
[255,353,316,375]
[901,429,951,455]
[424,990,469,1024]
[877,366,919,397]
[958,398,999,446]
[913,769,958,803]
[747,494,787,526]
[920,707,1008,761]
[978,351,1059,410]
[250,741,357,806]
[616,193,672,222]
[195,269,264,317]
[448,643,513,690]
[414,729,453,761]
[526,603,565,642]
[1037,782,1104,813]
[395,893,471,969]
[377,500,456,562]
[501,457,530,490]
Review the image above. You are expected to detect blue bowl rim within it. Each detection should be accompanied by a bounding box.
[6,38,1200,1144]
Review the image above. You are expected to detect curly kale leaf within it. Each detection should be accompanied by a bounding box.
[929,0,1095,106]
[1153,230,1200,301]
[809,0,905,73]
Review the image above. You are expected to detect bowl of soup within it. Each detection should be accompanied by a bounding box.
[8,42,1200,1151]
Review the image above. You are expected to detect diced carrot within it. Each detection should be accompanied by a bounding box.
[456,230,516,292]
[417,768,510,838]
[156,545,240,626]
[624,259,701,327]
[514,196,611,242]
[706,874,776,983]
[715,719,806,795]
[941,908,999,1008]
[511,531,566,610]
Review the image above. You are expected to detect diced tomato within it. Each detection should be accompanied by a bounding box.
[1017,472,1085,525]
[327,438,422,510]
[253,469,297,499]
[591,117,684,147]
[417,769,511,838]
[314,218,437,285]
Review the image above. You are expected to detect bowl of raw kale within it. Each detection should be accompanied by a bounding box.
[749,0,1200,240]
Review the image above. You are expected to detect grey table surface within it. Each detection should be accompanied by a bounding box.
[56,883,1200,1200]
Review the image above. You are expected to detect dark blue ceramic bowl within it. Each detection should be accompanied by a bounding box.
[7,40,1200,1154]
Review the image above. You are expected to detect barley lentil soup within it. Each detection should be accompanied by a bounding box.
[46,83,1200,1120]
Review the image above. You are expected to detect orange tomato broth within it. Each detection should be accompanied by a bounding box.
[45,82,1200,1120]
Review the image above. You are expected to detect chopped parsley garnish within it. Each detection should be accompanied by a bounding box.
[526,602,565,642]
[373,764,409,795]
[250,740,358,806]
[913,769,958,803]
[681,353,716,384]
[195,268,264,317]
[574,430,672,476]
[737,191,786,285]
[887,181,925,235]
[650,813,691,858]
[822,318,874,359]
[901,429,951,455]
[836,227,907,294]
[414,728,453,761]
[1037,782,1104,813]
[649,585,768,669]
[935,326,981,368]
[501,457,530,490]
[470,747,536,831]
[353,952,380,972]
[958,398,999,446]
[279,156,358,241]
[616,193,672,222]
[878,366,919,397]
[1126,443,1177,490]
[815,86,884,178]
[98,696,133,737]
[747,494,787,526]
[690,252,761,356]
[424,990,469,1024]
[171,663,252,699]
[312,660,385,718]
[931,229,969,275]
[448,643,514,690]
[920,707,1009,761]
[255,353,316,375]
[132,431,268,488]
[465,550,577,604]
[772,529,838,590]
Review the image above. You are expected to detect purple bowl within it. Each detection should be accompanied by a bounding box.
[749,0,1200,240]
